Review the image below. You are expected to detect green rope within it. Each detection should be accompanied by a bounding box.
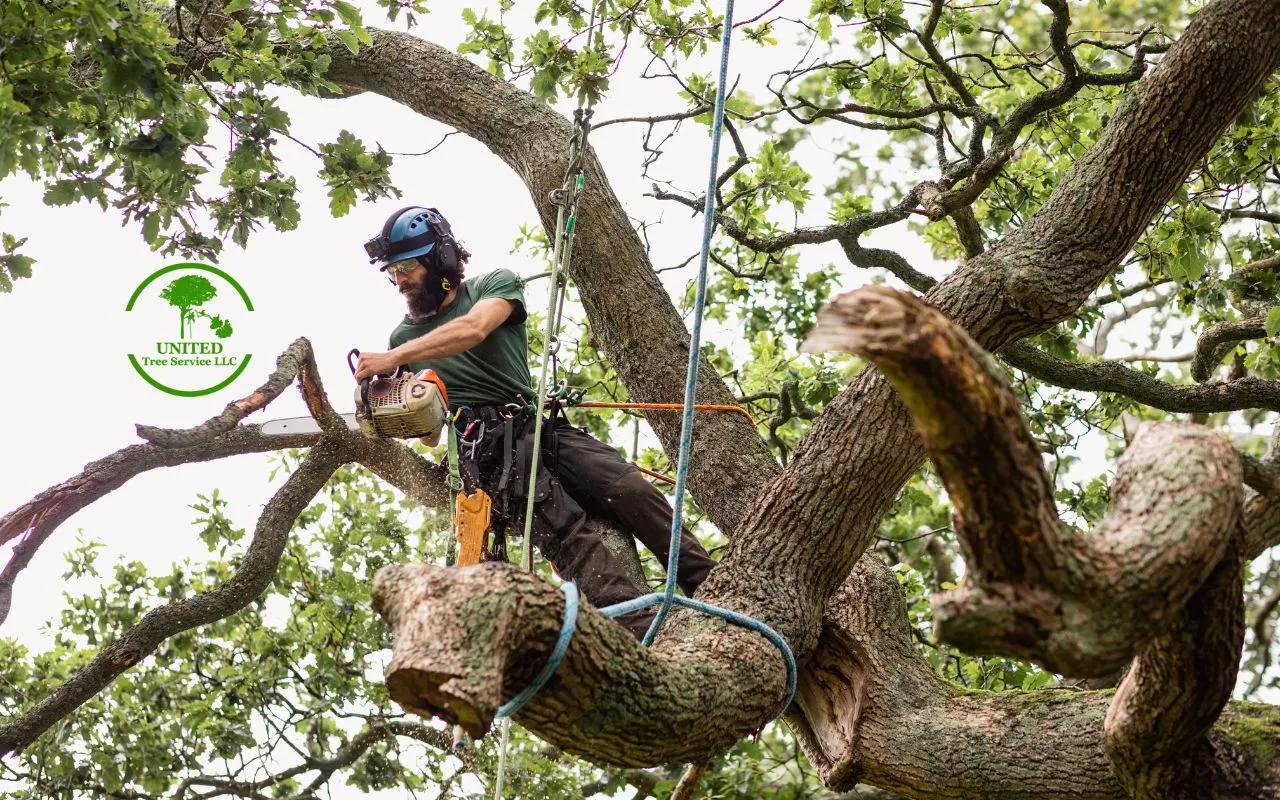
[520,110,594,572]
[445,422,463,567]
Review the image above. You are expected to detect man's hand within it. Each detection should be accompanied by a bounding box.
[354,350,401,381]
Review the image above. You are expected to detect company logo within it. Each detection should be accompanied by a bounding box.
[125,263,254,397]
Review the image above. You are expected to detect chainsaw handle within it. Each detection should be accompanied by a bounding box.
[347,349,375,420]
[348,347,403,380]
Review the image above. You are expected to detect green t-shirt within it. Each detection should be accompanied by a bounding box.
[388,268,535,410]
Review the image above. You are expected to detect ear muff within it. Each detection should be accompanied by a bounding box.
[423,208,461,273]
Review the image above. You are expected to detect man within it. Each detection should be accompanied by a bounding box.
[353,205,717,639]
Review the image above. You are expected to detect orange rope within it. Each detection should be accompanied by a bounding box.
[635,465,676,485]
[571,401,756,426]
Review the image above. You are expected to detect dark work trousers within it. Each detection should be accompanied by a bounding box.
[463,411,717,639]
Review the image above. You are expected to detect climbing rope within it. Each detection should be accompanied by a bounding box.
[632,0,737,647]
[519,107,594,574]
[598,0,797,714]
[496,0,797,773]
[492,8,602,796]
[496,581,580,718]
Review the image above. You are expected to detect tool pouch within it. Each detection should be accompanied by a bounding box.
[453,488,492,567]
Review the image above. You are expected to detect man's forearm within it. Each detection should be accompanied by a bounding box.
[391,318,485,366]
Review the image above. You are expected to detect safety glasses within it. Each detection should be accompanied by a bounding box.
[381,259,420,284]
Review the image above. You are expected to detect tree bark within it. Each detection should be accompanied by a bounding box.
[788,555,1280,800]
[808,287,1245,678]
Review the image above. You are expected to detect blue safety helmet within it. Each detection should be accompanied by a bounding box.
[363,206,460,274]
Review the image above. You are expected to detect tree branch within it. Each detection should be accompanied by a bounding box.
[1104,534,1246,796]
[1191,318,1269,382]
[371,563,791,766]
[0,340,450,628]
[133,337,339,447]
[1001,341,1280,414]
[789,550,1280,798]
[0,440,346,757]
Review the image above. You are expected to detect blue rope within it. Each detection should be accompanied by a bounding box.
[602,593,796,709]
[496,582,579,719]
[632,0,796,712]
[642,0,733,641]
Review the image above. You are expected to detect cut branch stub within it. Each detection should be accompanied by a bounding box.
[371,563,790,767]
[806,286,1244,677]
[804,285,1068,585]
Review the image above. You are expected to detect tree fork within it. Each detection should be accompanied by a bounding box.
[788,552,1280,799]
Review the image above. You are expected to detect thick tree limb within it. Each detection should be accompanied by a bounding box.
[1244,492,1280,561]
[371,563,790,766]
[0,440,346,757]
[807,287,1244,678]
[1104,535,1246,797]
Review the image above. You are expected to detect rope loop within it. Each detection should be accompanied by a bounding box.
[496,582,580,719]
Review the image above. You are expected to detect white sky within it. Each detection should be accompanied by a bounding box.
[2,1,1265,796]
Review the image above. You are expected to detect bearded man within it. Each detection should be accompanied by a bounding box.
[353,206,716,639]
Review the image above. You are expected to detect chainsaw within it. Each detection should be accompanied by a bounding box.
[260,349,451,445]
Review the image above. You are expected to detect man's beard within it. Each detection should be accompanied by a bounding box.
[403,277,448,319]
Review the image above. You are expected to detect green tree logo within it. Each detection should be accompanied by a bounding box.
[158,274,234,339]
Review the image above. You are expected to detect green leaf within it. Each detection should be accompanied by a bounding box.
[816,14,833,41]
[143,212,161,244]
[1266,306,1280,338]
[332,0,362,27]
[224,0,254,13]
[43,181,80,207]
[335,29,360,54]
